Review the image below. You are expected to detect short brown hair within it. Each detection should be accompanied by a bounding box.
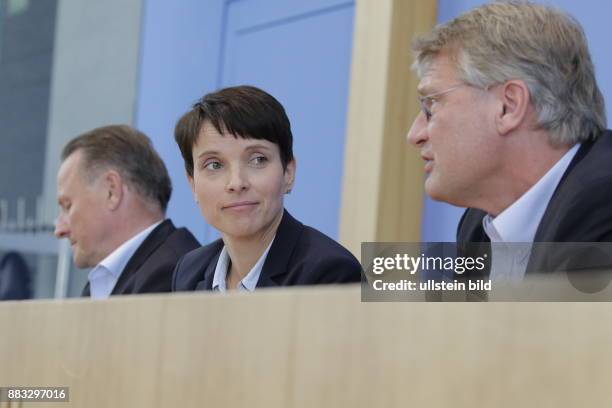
[412,1,606,145]
[61,125,172,212]
[174,85,294,177]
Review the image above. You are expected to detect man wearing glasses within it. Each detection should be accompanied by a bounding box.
[406,2,612,281]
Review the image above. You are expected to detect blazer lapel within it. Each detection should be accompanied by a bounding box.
[533,140,592,243]
[197,251,221,290]
[457,208,489,243]
[528,140,592,273]
[81,281,90,297]
[256,210,303,288]
[111,220,175,295]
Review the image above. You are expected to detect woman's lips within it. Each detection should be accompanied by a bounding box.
[222,201,259,210]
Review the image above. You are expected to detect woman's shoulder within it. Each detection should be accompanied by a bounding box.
[299,225,357,259]
[280,211,358,263]
[290,224,362,283]
[181,239,224,266]
[301,225,353,256]
[172,239,224,291]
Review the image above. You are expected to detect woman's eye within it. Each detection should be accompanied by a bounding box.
[250,155,268,166]
[204,161,222,170]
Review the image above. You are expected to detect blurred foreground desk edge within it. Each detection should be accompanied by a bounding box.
[0,285,611,407]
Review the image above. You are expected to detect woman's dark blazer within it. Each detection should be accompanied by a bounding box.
[172,210,362,291]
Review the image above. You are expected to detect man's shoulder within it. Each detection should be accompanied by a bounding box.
[564,132,612,186]
[163,226,200,254]
[110,221,199,295]
[145,219,200,256]
[549,133,612,210]
[536,133,612,241]
[457,134,612,244]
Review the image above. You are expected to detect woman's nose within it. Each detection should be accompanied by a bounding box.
[225,166,250,192]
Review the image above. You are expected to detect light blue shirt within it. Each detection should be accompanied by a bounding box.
[88,220,162,299]
[212,238,275,292]
[482,144,579,281]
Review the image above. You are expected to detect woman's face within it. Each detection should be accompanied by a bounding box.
[189,121,295,240]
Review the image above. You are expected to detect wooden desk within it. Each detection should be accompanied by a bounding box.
[0,285,610,407]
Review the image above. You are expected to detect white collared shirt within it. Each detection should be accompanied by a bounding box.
[88,220,163,299]
[212,238,275,292]
[482,144,579,281]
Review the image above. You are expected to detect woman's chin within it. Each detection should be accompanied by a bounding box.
[219,221,259,240]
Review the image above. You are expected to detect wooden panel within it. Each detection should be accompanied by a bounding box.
[1,287,612,407]
[340,0,437,255]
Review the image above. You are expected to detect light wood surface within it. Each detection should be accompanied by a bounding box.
[1,286,612,407]
[339,0,437,256]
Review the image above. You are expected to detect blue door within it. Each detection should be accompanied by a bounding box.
[137,0,354,242]
[218,0,355,239]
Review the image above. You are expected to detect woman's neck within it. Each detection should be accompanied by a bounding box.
[224,210,284,288]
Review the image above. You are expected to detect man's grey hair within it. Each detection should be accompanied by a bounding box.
[412,1,606,146]
[61,125,172,212]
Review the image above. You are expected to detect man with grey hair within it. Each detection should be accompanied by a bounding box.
[55,125,199,297]
[406,2,612,279]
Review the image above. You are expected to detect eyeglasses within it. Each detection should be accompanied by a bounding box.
[418,84,465,121]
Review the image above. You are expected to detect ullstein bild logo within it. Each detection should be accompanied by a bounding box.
[370,278,491,292]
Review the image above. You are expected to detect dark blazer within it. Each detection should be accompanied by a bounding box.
[457,131,612,275]
[82,219,199,296]
[172,210,362,291]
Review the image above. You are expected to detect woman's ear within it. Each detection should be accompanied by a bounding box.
[187,172,198,203]
[284,158,296,194]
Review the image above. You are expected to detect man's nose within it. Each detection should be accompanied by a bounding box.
[406,112,429,147]
[54,215,69,239]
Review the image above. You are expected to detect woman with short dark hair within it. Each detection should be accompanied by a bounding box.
[172,85,361,292]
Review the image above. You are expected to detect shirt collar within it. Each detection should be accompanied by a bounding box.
[90,220,163,280]
[212,238,275,292]
[483,144,579,242]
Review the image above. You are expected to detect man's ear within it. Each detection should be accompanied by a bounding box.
[495,80,531,136]
[284,158,296,194]
[103,169,124,211]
